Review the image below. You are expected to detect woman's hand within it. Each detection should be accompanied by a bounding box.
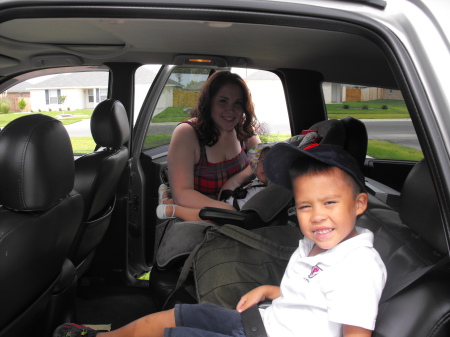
[236,286,280,313]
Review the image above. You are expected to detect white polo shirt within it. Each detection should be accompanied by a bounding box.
[261,227,387,337]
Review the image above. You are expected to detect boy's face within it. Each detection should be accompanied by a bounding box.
[293,167,368,251]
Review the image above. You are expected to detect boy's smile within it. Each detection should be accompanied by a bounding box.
[293,167,368,254]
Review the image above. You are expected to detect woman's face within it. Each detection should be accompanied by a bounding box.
[210,83,244,132]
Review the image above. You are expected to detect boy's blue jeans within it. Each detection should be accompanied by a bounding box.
[164,303,246,337]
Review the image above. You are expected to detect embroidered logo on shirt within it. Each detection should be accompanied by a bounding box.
[304,264,323,283]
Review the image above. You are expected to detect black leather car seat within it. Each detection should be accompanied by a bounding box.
[0,114,83,337]
[357,159,450,336]
[68,99,130,276]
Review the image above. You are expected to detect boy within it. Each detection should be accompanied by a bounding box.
[54,143,387,337]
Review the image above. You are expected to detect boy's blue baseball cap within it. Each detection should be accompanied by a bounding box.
[264,142,366,192]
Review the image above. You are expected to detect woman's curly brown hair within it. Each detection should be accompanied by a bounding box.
[190,71,259,146]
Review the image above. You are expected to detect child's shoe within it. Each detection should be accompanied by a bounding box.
[158,183,171,204]
[53,323,98,337]
[156,204,176,219]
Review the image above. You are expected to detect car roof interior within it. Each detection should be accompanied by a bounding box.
[0,10,397,89]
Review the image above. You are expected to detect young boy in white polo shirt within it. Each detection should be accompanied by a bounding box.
[54,143,387,337]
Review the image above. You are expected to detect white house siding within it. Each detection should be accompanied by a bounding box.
[154,86,175,116]
[30,88,86,111]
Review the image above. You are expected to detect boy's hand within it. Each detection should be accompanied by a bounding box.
[236,285,280,313]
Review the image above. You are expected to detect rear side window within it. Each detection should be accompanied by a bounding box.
[323,83,423,161]
[1,69,110,155]
[141,67,290,151]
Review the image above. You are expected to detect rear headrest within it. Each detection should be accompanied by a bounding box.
[340,117,368,170]
[309,119,346,147]
[91,99,130,148]
[400,159,447,255]
[286,117,367,169]
[0,114,74,211]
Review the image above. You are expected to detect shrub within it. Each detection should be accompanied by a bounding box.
[67,107,71,111]
[59,107,62,111]
[342,104,350,109]
[0,99,11,114]
[38,108,42,112]
[256,121,271,136]
[381,105,388,110]
[48,108,52,112]
[361,105,369,110]
[18,98,27,110]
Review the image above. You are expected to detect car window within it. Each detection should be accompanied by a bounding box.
[141,67,290,151]
[0,69,110,155]
[323,83,424,161]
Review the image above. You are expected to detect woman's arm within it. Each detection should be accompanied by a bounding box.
[168,123,235,210]
[218,134,261,197]
[236,285,281,313]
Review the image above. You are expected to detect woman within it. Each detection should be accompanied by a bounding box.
[163,71,260,216]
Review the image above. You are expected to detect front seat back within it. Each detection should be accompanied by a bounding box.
[0,114,83,337]
[68,99,130,274]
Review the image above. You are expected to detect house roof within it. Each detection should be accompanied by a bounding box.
[6,81,31,93]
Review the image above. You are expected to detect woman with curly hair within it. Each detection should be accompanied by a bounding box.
[158,70,261,218]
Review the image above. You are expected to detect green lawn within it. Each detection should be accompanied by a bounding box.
[71,137,96,154]
[326,99,408,119]
[0,109,93,127]
[367,140,423,161]
[151,107,191,123]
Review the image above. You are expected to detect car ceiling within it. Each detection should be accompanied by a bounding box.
[0,10,397,88]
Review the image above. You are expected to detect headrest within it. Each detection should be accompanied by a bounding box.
[0,114,74,211]
[400,159,447,255]
[309,119,346,147]
[91,99,130,148]
[340,117,368,170]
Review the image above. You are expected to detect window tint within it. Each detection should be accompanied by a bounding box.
[141,67,290,151]
[0,70,109,155]
[323,83,423,161]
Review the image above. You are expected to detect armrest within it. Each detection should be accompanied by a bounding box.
[199,207,247,225]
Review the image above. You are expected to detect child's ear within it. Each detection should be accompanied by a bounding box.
[355,192,368,215]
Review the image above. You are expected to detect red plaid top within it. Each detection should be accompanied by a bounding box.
[182,121,249,197]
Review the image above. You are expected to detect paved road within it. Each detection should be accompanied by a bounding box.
[363,119,420,151]
[65,118,421,151]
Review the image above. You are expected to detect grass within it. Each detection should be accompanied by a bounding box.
[260,134,291,143]
[367,140,424,161]
[0,109,93,127]
[71,137,96,154]
[151,107,190,123]
[326,99,409,119]
[143,134,173,149]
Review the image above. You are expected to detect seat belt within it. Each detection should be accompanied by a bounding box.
[240,305,268,337]
[380,255,449,304]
